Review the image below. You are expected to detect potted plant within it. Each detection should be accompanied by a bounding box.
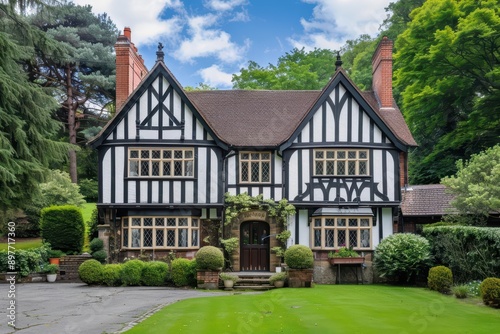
[219,272,239,288]
[44,264,59,282]
[284,245,314,288]
[269,272,287,288]
[48,249,65,265]
[328,247,364,265]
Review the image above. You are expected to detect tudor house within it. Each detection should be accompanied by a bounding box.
[90,28,417,282]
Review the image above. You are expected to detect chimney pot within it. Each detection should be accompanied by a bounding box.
[124,27,131,41]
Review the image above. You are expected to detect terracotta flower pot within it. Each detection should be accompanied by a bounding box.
[49,258,60,265]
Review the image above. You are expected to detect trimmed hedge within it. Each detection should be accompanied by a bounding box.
[195,246,224,270]
[171,258,197,287]
[284,245,314,269]
[101,264,122,286]
[79,259,103,285]
[423,226,500,283]
[40,205,85,254]
[0,244,50,277]
[89,238,104,253]
[141,261,169,286]
[428,266,453,293]
[120,260,145,286]
[480,277,500,308]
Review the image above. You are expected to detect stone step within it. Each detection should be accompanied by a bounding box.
[233,285,275,291]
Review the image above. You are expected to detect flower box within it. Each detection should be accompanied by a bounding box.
[329,257,364,265]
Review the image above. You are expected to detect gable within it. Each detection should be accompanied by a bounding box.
[280,70,411,152]
[90,62,226,148]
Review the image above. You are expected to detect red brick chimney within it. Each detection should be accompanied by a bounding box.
[372,36,393,108]
[115,27,148,110]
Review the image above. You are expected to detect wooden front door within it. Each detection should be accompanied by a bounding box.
[240,221,270,271]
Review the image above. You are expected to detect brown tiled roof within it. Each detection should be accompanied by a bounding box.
[401,184,456,216]
[186,90,321,147]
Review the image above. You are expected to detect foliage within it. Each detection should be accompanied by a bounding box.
[328,247,360,258]
[339,34,377,90]
[220,237,239,269]
[232,48,336,90]
[0,3,69,210]
[34,170,86,208]
[195,246,224,270]
[480,277,500,308]
[47,249,65,258]
[0,243,50,277]
[269,272,287,284]
[441,145,500,225]
[422,226,500,282]
[78,178,98,202]
[86,207,99,240]
[428,266,453,293]
[284,245,314,269]
[464,280,482,297]
[78,259,102,285]
[43,263,59,274]
[451,285,469,299]
[394,0,500,184]
[219,272,239,282]
[101,263,121,286]
[373,233,431,283]
[40,205,85,254]
[170,258,197,287]
[141,261,169,286]
[92,250,107,264]
[120,259,145,286]
[89,238,104,253]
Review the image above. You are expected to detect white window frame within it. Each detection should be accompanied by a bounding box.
[310,216,372,250]
[314,149,369,176]
[128,148,194,178]
[239,151,272,183]
[122,216,200,250]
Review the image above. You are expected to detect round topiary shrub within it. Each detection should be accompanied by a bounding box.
[284,245,314,269]
[195,246,224,270]
[92,250,107,264]
[120,260,145,286]
[78,259,103,285]
[428,266,453,293]
[89,238,104,253]
[374,233,431,284]
[171,258,197,287]
[141,261,169,286]
[101,264,122,286]
[479,277,500,308]
[40,205,85,254]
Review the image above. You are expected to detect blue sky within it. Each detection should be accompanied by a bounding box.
[72,0,392,88]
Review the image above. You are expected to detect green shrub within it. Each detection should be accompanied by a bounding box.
[79,178,98,202]
[87,208,99,240]
[89,238,104,253]
[464,280,482,297]
[101,264,122,286]
[195,246,224,270]
[40,205,85,254]
[171,258,197,287]
[47,249,65,258]
[92,250,107,264]
[428,266,453,293]
[0,244,50,277]
[480,277,500,308]
[373,233,431,283]
[120,260,145,286]
[78,259,103,285]
[141,261,169,286]
[219,272,239,282]
[423,226,500,283]
[269,272,287,284]
[284,245,314,269]
[452,285,469,299]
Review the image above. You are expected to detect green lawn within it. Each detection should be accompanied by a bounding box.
[0,238,42,251]
[81,202,96,223]
[126,285,500,334]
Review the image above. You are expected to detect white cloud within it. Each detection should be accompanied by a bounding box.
[71,0,185,46]
[199,65,233,88]
[205,0,246,11]
[174,14,249,63]
[290,0,390,50]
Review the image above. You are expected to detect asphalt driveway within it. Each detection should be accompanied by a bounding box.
[0,282,223,334]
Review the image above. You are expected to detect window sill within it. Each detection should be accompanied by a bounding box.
[311,175,371,179]
[125,177,197,181]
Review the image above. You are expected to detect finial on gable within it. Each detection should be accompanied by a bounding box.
[156,42,164,62]
[335,51,343,70]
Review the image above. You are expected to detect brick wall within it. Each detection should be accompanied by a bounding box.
[372,36,393,108]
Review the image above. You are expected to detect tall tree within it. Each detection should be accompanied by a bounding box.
[27,1,117,183]
[394,0,500,184]
[0,2,68,210]
[232,48,336,90]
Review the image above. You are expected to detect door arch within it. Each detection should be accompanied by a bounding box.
[240,221,270,271]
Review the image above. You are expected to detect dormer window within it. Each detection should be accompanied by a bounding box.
[314,149,369,176]
[239,152,271,183]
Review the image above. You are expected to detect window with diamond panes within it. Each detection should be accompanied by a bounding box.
[314,149,369,176]
[240,152,271,183]
[122,216,200,249]
[311,216,372,250]
[128,148,194,177]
